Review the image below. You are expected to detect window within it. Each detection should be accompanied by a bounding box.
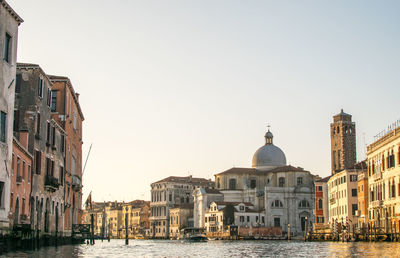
[47,88,51,107]
[27,165,31,183]
[217,178,220,188]
[279,177,285,187]
[38,78,44,98]
[35,150,41,174]
[297,177,303,185]
[299,200,310,208]
[3,33,11,63]
[247,216,250,222]
[59,166,64,185]
[51,126,56,146]
[272,200,283,208]
[46,122,51,143]
[0,111,6,142]
[229,178,236,190]
[350,175,357,182]
[46,158,51,176]
[352,204,358,216]
[352,189,357,197]
[36,113,41,136]
[239,216,244,222]
[73,109,77,130]
[239,205,244,211]
[274,217,281,227]
[250,179,256,189]
[16,157,20,178]
[318,199,323,210]
[318,186,323,191]
[22,161,26,180]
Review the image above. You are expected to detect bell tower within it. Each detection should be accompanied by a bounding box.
[330,109,356,174]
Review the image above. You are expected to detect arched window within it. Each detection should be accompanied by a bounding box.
[250,179,257,189]
[337,126,340,134]
[333,127,336,135]
[271,200,283,208]
[318,199,323,210]
[229,178,236,190]
[279,177,285,187]
[344,126,348,134]
[299,200,310,208]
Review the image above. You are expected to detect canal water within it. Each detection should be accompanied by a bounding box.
[2,239,400,257]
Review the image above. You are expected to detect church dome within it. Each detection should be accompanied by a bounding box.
[251,129,286,170]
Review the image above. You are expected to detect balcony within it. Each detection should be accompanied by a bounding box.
[370,200,384,208]
[16,175,22,184]
[372,172,382,181]
[329,198,336,205]
[45,175,59,191]
[71,175,82,191]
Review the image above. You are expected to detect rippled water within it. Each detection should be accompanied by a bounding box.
[2,239,400,257]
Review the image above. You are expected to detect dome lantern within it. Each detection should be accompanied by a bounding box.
[252,128,286,171]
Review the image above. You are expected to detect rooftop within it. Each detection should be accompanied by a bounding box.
[1,0,23,24]
[152,176,212,185]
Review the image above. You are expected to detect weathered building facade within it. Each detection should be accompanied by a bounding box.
[48,75,84,235]
[15,63,66,236]
[10,133,32,228]
[150,176,214,238]
[0,0,23,233]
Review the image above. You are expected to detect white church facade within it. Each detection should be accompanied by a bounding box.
[212,129,317,235]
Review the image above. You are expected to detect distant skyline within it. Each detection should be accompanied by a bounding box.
[7,0,400,202]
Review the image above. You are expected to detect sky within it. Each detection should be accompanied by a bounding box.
[7,0,400,202]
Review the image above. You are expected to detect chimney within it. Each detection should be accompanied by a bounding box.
[19,129,29,149]
[76,93,80,101]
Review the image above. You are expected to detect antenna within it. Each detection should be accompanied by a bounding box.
[362,133,367,160]
[82,143,93,176]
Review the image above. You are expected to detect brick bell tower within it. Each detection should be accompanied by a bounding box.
[330,109,356,174]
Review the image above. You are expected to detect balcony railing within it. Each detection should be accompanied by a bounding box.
[45,175,59,190]
[370,200,383,208]
[71,175,82,191]
[372,172,382,181]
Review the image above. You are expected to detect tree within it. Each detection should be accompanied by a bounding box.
[223,204,235,226]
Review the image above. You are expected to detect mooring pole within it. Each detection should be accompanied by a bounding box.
[90,214,95,245]
[125,206,129,245]
[287,224,291,241]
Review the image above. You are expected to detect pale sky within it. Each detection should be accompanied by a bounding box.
[7,0,400,202]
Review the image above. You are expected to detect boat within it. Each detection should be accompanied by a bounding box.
[180,227,208,242]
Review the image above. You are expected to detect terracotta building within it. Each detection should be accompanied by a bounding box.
[48,75,84,235]
[15,63,66,236]
[357,169,368,228]
[314,176,331,227]
[10,132,32,228]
